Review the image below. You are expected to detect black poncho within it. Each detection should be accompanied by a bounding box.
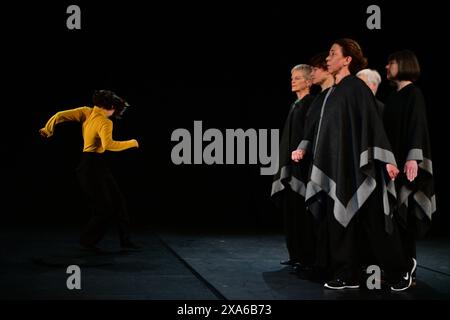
[271,94,315,198]
[383,83,435,234]
[300,75,398,230]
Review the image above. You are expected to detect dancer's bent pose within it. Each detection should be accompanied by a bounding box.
[40,90,140,251]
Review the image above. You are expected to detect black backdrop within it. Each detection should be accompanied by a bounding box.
[3,1,448,235]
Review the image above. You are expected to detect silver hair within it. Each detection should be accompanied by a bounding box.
[291,64,313,80]
[356,68,382,86]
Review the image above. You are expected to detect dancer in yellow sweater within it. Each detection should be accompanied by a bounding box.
[40,90,140,251]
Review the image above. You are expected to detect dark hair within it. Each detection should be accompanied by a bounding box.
[333,38,368,74]
[388,50,421,82]
[92,90,129,119]
[309,52,328,70]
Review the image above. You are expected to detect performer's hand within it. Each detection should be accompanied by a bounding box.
[39,128,50,138]
[133,139,139,148]
[404,160,418,182]
[386,163,399,180]
[291,149,305,162]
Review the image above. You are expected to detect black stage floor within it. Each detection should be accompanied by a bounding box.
[1,226,449,300]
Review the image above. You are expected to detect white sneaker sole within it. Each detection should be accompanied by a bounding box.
[391,258,417,292]
[324,283,360,290]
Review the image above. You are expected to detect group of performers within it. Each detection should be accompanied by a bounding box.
[272,38,435,291]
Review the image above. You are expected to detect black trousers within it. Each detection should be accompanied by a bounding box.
[396,192,431,262]
[76,152,131,246]
[281,187,316,265]
[397,222,417,262]
[322,186,410,283]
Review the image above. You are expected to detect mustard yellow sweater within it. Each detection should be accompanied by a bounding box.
[41,106,138,153]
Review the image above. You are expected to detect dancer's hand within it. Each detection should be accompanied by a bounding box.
[133,139,139,148]
[404,160,418,182]
[386,163,399,180]
[291,149,305,162]
[39,128,50,138]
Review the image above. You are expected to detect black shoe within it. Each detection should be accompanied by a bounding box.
[121,240,142,250]
[391,258,417,292]
[280,259,297,266]
[390,274,412,292]
[324,278,360,290]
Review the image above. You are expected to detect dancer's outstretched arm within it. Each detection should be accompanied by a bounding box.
[39,106,91,138]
